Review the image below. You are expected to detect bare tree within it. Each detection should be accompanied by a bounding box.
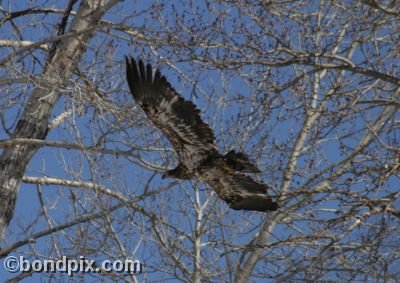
[0,0,399,282]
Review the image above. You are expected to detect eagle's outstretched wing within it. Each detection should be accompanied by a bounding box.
[208,173,278,212]
[126,57,278,212]
[126,57,217,167]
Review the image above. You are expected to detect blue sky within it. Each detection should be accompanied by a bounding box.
[1,0,399,282]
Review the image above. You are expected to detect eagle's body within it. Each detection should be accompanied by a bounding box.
[126,57,278,212]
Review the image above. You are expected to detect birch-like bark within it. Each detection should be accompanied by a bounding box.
[234,104,396,283]
[0,0,120,242]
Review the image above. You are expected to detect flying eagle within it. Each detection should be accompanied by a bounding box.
[126,57,278,212]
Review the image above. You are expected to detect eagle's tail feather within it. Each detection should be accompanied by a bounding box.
[224,150,261,173]
[229,195,278,212]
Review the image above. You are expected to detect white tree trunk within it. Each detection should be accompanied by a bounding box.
[0,0,120,243]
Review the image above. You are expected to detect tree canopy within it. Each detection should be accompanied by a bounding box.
[0,0,399,282]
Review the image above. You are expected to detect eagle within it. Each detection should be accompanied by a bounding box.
[126,57,278,212]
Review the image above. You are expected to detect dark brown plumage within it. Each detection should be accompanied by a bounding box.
[126,57,278,212]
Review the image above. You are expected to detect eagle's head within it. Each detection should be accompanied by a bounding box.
[161,165,189,180]
[161,172,170,179]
